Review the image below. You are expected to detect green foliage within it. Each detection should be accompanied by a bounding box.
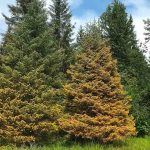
[1,0,32,47]
[100,0,150,136]
[3,0,32,27]
[49,0,74,72]
[76,26,84,47]
[49,0,73,49]
[0,0,64,145]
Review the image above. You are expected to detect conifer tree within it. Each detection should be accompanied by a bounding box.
[49,0,73,49]
[76,26,84,46]
[0,0,63,145]
[100,0,137,64]
[49,0,73,72]
[59,23,136,143]
[100,0,150,135]
[3,0,32,29]
[1,0,32,48]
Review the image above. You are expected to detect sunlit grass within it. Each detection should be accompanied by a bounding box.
[1,137,150,150]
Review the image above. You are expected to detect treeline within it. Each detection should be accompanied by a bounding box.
[0,0,150,146]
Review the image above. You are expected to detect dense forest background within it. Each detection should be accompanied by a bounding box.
[0,0,150,146]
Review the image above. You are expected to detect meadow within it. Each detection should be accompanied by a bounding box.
[1,137,150,150]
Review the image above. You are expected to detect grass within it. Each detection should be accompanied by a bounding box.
[1,137,150,150]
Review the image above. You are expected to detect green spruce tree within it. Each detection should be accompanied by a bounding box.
[76,26,84,47]
[1,0,32,49]
[49,0,74,72]
[0,0,64,145]
[100,0,150,135]
[3,0,32,28]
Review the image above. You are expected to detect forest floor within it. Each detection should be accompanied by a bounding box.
[1,137,150,150]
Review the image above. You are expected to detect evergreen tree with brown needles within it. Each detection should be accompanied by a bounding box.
[59,23,136,143]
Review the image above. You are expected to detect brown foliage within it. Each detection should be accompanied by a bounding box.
[59,41,136,143]
[0,74,63,145]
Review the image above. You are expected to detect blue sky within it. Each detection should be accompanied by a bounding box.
[0,0,150,44]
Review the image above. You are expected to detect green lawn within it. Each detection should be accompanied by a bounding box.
[1,137,150,150]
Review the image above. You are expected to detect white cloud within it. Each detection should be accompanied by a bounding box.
[0,0,16,41]
[122,0,150,57]
[71,10,98,40]
[123,0,150,43]
[68,0,83,9]
[44,0,52,8]
[123,0,146,6]
[0,13,3,20]
[44,0,83,9]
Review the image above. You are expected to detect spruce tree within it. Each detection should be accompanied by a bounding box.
[100,0,137,64]
[49,0,73,72]
[1,0,32,49]
[59,23,136,143]
[76,26,84,47]
[3,0,32,28]
[100,0,150,135]
[0,0,63,145]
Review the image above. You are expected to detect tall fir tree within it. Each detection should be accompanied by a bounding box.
[49,0,74,72]
[76,26,84,47]
[0,0,64,145]
[143,18,150,129]
[59,22,136,143]
[3,0,32,28]
[1,0,32,49]
[100,0,150,135]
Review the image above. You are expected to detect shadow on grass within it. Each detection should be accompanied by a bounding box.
[54,137,128,149]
